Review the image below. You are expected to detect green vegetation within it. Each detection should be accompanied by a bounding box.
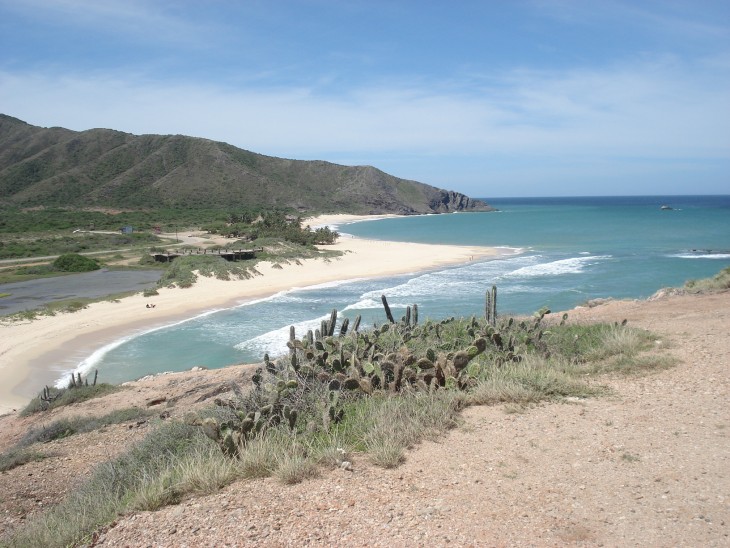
[0,115,489,214]
[0,208,342,318]
[157,255,261,288]
[0,231,162,259]
[20,382,120,416]
[3,421,215,548]
[3,291,671,548]
[0,447,49,472]
[155,239,342,290]
[52,253,100,272]
[0,207,255,235]
[18,407,152,446]
[684,266,730,292]
[202,211,338,245]
[1,291,148,322]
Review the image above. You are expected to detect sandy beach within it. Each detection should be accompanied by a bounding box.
[0,214,509,414]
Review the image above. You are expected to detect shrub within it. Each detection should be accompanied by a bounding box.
[52,253,100,272]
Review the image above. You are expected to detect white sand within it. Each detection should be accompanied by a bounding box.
[0,215,511,413]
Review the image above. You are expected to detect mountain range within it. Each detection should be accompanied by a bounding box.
[0,114,492,215]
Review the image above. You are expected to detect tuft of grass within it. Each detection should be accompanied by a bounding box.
[19,407,152,446]
[134,445,239,511]
[340,390,462,468]
[467,354,605,407]
[274,454,321,485]
[20,383,121,416]
[586,353,678,376]
[237,434,281,479]
[0,447,50,472]
[684,266,730,293]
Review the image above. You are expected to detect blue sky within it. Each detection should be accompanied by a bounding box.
[1,0,728,197]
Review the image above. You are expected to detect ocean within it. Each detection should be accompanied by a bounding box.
[69,195,730,385]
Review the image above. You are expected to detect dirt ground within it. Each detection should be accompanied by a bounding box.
[1,291,728,547]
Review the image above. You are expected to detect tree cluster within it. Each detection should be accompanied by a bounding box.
[202,211,338,246]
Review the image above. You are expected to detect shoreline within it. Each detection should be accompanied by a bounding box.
[0,214,513,414]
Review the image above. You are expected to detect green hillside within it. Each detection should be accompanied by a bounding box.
[0,114,493,215]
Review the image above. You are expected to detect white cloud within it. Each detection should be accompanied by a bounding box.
[5,60,726,151]
[1,53,727,195]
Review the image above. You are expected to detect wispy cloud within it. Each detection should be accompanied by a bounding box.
[0,0,210,47]
[2,52,726,162]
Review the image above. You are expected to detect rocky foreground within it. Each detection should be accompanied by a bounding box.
[1,291,728,546]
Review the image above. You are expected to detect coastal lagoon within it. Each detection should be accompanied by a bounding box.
[71,195,730,385]
[0,269,161,316]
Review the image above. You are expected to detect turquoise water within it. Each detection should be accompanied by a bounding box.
[68,195,730,385]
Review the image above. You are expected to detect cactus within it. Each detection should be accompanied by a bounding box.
[202,289,547,459]
[485,289,491,324]
[328,309,338,336]
[252,368,263,389]
[343,378,360,390]
[381,294,395,323]
[339,317,350,336]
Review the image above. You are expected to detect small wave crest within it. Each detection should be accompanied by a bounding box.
[55,336,135,388]
[234,315,329,358]
[505,255,611,278]
[669,252,730,260]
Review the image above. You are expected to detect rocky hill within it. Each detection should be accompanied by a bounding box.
[0,114,493,215]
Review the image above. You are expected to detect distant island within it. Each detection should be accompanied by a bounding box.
[0,114,493,215]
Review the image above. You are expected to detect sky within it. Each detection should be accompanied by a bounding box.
[0,0,728,197]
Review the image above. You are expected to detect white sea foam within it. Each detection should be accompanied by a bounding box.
[669,253,730,260]
[340,255,538,312]
[342,297,382,311]
[234,315,329,357]
[55,335,136,388]
[505,256,611,278]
